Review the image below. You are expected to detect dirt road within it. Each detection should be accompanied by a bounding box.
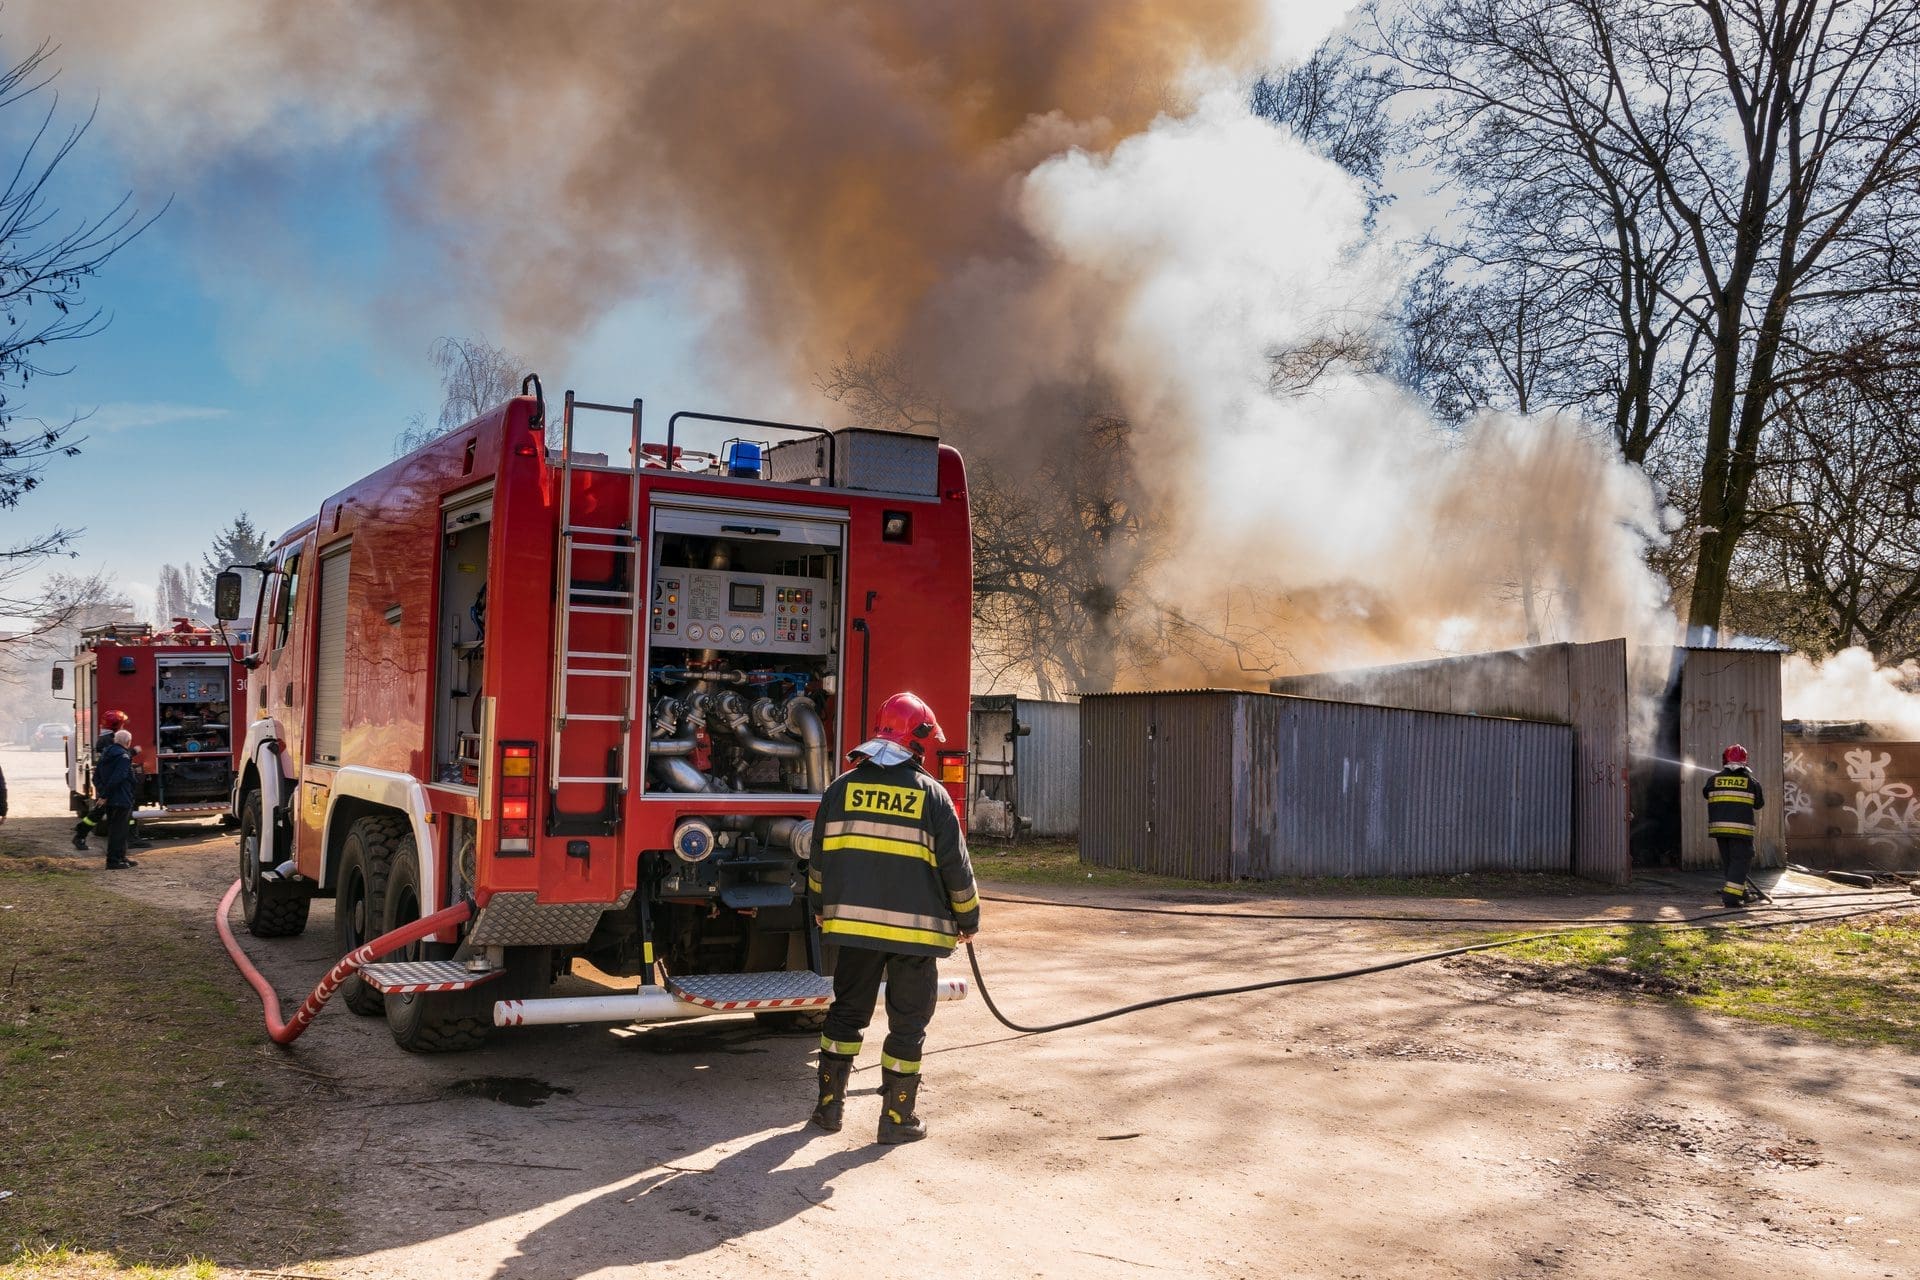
[4,746,1916,1279]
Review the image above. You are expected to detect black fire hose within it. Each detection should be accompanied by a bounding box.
[960,899,1920,1036]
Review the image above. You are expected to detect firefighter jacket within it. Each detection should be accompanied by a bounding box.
[1702,765,1764,839]
[808,758,980,957]
[96,742,137,809]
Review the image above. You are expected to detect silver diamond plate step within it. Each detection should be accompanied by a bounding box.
[360,960,506,994]
[666,971,833,1011]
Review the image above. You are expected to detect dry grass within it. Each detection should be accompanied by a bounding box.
[0,860,342,1275]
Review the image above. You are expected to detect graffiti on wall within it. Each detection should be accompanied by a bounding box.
[1782,738,1920,869]
[1841,749,1920,842]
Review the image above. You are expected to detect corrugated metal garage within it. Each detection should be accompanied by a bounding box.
[1271,639,1629,884]
[969,696,1080,838]
[1677,648,1785,869]
[1081,690,1573,880]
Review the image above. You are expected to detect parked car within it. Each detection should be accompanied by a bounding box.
[31,721,70,752]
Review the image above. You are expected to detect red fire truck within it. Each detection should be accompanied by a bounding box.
[60,621,248,825]
[217,381,972,1052]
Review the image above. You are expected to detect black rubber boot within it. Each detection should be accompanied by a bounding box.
[809,1052,854,1132]
[71,825,90,850]
[106,859,139,870]
[877,1069,927,1145]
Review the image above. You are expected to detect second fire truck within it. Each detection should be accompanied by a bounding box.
[219,382,972,1052]
[60,621,249,828]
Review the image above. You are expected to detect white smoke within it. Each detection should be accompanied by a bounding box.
[1008,92,1674,674]
[1783,648,1920,739]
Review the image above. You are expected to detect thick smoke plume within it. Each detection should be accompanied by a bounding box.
[23,0,1674,686]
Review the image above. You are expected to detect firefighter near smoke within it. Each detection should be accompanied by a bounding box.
[215,382,972,1052]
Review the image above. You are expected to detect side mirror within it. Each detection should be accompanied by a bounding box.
[214,570,245,621]
[50,666,64,692]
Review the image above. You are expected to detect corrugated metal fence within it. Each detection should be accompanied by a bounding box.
[1083,691,1572,880]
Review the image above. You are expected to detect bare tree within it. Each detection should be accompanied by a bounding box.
[819,352,1157,697]
[395,335,529,454]
[0,41,159,624]
[153,562,203,625]
[1380,0,1920,635]
[1732,348,1920,662]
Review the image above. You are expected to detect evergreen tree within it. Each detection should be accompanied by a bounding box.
[199,513,268,599]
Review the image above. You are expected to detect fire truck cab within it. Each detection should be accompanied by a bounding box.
[222,383,971,1052]
[61,621,247,826]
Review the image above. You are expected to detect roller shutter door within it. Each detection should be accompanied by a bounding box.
[311,543,351,765]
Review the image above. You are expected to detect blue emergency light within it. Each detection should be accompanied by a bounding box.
[724,441,763,478]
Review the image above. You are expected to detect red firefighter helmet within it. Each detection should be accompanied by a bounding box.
[102,709,129,729]
[1723,743,1748,766]
[872,691,946,755]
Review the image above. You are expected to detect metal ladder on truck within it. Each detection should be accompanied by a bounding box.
[547,392,645,834]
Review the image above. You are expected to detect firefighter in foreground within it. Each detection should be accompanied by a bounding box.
[807,692,980,1144]
[1704,743,1765,907]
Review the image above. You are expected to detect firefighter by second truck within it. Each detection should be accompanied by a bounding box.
[807,692,980,1144]
[1704,743,1765,907]
[72,710,136,851]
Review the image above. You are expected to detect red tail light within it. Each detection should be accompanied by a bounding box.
[499,742,536,846]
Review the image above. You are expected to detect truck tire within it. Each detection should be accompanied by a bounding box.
[754,1009,829,1032]
[380,841,493,1054]
[238,790,309,939]
[335,814,405,1017]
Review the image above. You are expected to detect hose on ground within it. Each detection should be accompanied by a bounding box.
[979,882,1909,927]
[216,878,474,1045]
[961,899,1920,1036]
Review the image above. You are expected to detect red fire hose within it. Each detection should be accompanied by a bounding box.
[216,878,475,1046]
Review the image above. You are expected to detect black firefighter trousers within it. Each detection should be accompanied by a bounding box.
[1715,836,1755,904]
[820,947,938,1070]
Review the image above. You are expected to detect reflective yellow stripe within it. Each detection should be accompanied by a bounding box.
[1722,883,1745,895]
[1709,792,1757,805]
[820,1035,862,1056]
[643,941,654,965]
[821,817,932,848]
[950,891,979,915]
[821,833,937,865]
[807,869,822,893]
[821,918,956,950]
[1709,823,1755,836]
[880,1053,920,1074]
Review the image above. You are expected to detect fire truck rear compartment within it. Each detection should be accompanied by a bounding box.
[154,658,235,805]
[643,511,842,796]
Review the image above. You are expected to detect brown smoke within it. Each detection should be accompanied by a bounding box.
[22,0,1679,691]
[21,0,1274,379]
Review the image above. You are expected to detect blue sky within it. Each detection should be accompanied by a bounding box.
[0,62,723,625]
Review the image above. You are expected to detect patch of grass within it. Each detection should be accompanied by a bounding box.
[1481,917,1920,1047]
[973,838,1609,900]
[0,866,342,1271]
[0,1246,220,1279]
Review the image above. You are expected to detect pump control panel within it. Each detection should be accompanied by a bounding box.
[651,569,831,656]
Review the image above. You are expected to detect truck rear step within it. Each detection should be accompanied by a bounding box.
[666,970,834,1011]
[359,960,506,994]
